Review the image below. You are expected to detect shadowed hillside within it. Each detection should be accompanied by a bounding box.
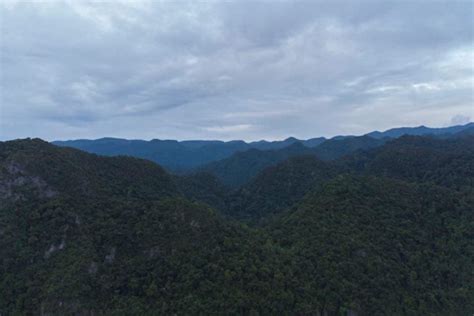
[1,136,473,315]
[200,135,387,188]
[270,175,474,315]
[0,139,293,314]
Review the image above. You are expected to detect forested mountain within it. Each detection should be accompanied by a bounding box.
[225,156,340,222]
[312,135,387,161]
[2,135,473,315]
[0,139,291,314]
[341,135,474,190]
[200,135,387,188]
[366,122,474,139]
[450,125,474,138]
[214,135,474,223]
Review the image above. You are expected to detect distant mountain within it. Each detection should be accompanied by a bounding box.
[249,136,327,150]
[450,125,474,138]
[313,135,387,160]
[52,123,471,172]
[53,137,326,172]
[52,138,248,172]
[302,137,328,147]
[366,122,473,139]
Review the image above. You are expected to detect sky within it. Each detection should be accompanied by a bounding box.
[0,0,473,141]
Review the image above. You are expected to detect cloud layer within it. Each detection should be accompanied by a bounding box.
[1,0,473,141]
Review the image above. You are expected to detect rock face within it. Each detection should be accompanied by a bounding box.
[44,239,66,259]
[0,161,57,202]
[104,247,116,264]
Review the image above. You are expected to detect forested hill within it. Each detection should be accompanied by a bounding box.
[224,155,340,221]
[270,175,474,315]
[197,142,314,188]
[1,135,473,315]
[198,135,386,188]
[341,135,474,190]
[0,139,291,314]
[196,134,474,223]
[197,128,474,190]
[0,138,178,201]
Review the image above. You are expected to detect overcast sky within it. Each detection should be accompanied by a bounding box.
[1,0,473,141]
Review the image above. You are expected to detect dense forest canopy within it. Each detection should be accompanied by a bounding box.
[1,132,473,315]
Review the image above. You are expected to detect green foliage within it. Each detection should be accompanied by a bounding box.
[199,143,314,188]
[174,171,231,212]
[1,136,473,315]
[199,136,387,189]
[226,155,340,223]
[270,175,474,315]
[341,135,474,190]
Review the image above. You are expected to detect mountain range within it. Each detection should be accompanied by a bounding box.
[53,122,473,172]
[1,123,473,314]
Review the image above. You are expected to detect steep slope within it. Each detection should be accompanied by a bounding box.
[201,135,386,188]
[174,171,231,211]
[0,139,294,314]
[0,139,179,202]
[271,175,474,315]
[220,135,474,223]
[226,156,340,222]
[199,143,314,188]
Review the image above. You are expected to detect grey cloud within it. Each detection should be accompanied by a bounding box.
[0,0,473,141]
